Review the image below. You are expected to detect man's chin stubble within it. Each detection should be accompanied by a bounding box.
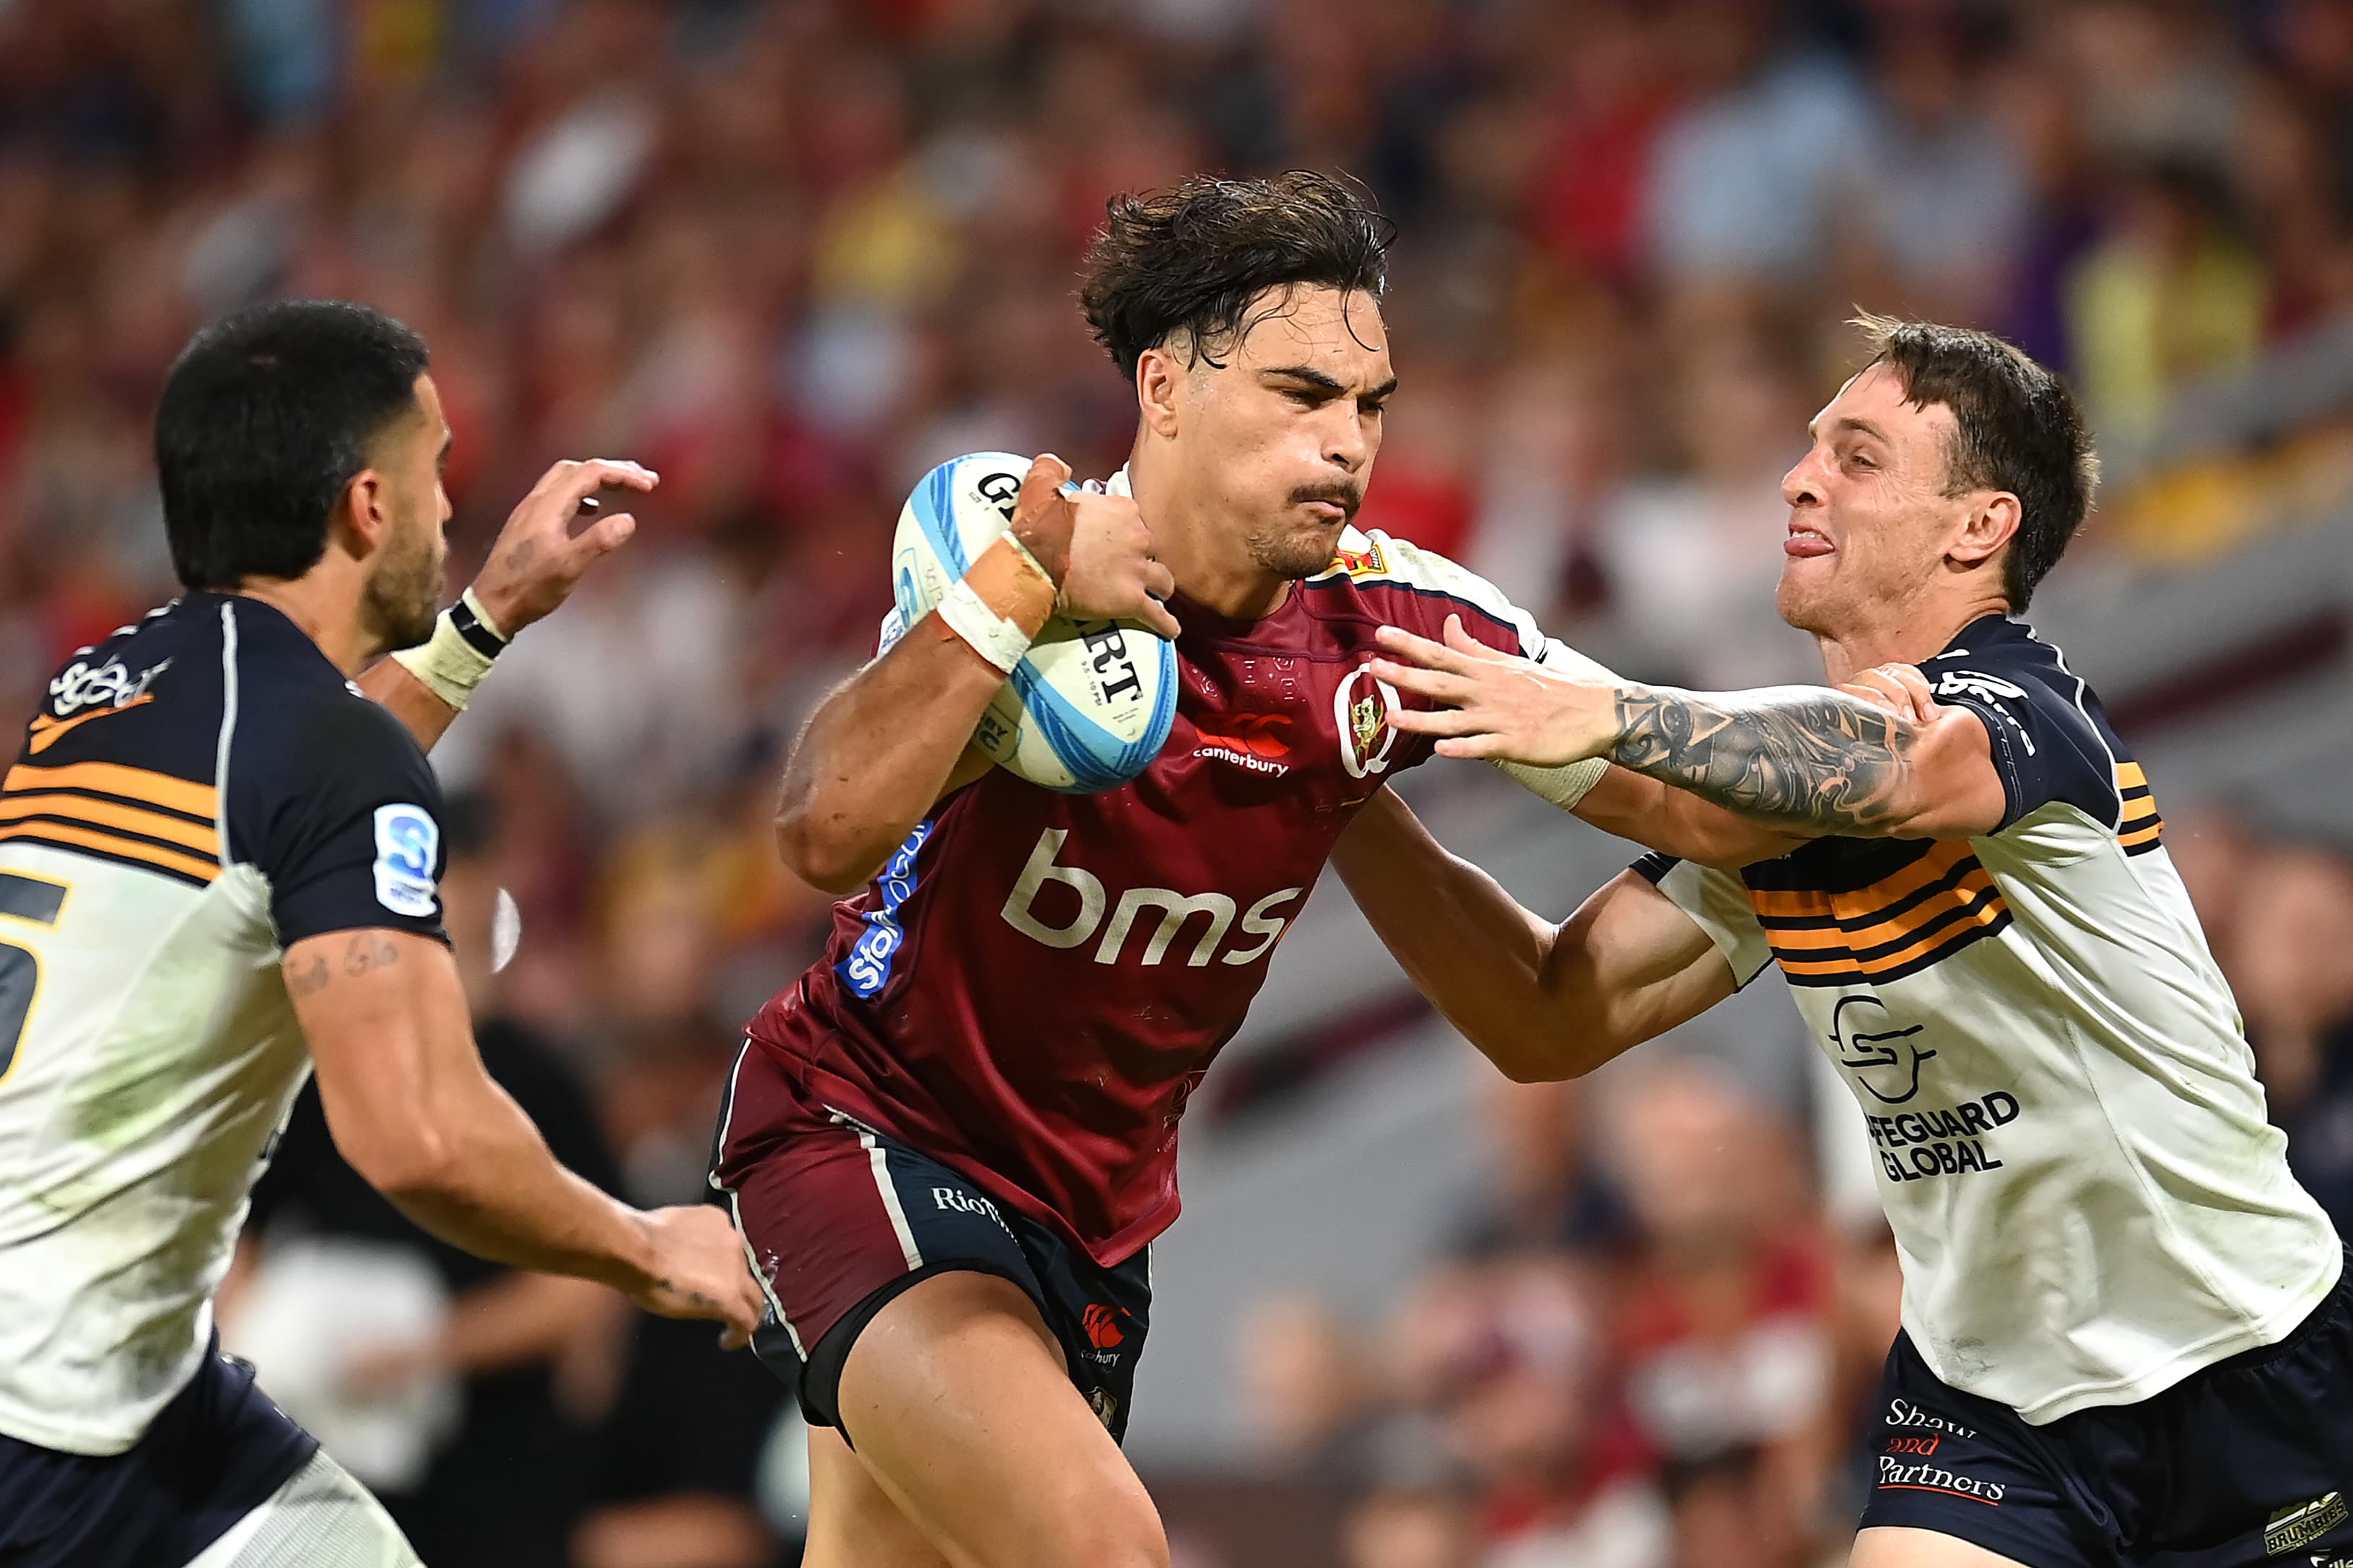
[1256,527,1346,581]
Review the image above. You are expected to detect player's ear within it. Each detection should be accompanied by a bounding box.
[1135,346,1183,440]
[328,469,390,563]
[1950,491,2020,569]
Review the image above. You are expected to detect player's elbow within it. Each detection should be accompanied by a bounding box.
[1488,1020,1612,1084]
[776,785,884,893]
[772,802,878,895]
[341,1118,463,1206]
[1490,1040,1576,1084]
[1454,1001,1594,1084]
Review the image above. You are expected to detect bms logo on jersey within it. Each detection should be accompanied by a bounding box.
[1000,828,1303,968]
[372,804,440,919]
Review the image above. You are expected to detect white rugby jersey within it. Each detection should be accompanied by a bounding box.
[1643,613,2339,1424]
[0,595,448,1454]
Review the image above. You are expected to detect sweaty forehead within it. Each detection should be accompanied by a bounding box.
[1229,284,1391,380]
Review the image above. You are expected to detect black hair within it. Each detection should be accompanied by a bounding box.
[154,299,430,592]
[1079,170,1392,380]
[1854,312,2099,610]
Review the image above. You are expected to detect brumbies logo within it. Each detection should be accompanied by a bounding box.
[1830,995,1937,1105]
[1335,665,1401,780]
[2268,1493,2349,1556]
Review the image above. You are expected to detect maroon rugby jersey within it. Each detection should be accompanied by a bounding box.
[728,523,1558,1266]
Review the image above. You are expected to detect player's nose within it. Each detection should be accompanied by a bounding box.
[1322,411,1369,473]
[1781,450,1825,509]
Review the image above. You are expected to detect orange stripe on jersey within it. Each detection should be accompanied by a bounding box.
[25,697,157,755]
[1760,866,2001,953]
[0,822,217,884]
[2114,761,2162,851]
[2,761,217,822]
[0,794,219,857]
[1747,840,1976,923]
[1771,888,2009,976]
[1746,838,2012,986]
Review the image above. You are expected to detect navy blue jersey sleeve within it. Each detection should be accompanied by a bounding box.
[236,688,450,947]
[1918,631,2121,834]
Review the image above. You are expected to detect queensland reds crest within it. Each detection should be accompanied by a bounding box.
[1334,664,1402,779]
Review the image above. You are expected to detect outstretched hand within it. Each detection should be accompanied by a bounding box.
[1370,615,1621,766]
[468,458,657,636]
[627,1204,767,1352]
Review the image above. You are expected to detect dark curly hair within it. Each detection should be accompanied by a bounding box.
[1854,312,2100,610]
[1079,170,1392,380]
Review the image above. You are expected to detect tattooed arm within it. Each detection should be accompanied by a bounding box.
[1605,681,2004,838]
[286,928,764,1344]
[1374,618,2006,841]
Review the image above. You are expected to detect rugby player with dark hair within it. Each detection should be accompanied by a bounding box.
[723,171,1682,1567]
[1343,317,2352,1568]
[0,299,764,1568]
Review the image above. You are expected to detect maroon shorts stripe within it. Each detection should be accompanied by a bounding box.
[724,1110,932,1354]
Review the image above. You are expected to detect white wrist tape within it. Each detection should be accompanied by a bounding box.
[390,588,507,712]
[1496,755,1610,812]
[935,577,1036,675]
[1491,636,1618,810]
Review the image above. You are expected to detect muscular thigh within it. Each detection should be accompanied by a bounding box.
[832,1270,1164,1568]
[803,1426,948,1568]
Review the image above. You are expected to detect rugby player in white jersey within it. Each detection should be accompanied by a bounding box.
[1336,317,2352,1568]
[0,300,764,1567]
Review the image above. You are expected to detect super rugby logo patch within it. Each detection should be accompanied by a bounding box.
[371,805,440,919]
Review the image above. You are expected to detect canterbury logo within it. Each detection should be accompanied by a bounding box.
[1195,713,1292,759]
[1081,1304,1130,1349]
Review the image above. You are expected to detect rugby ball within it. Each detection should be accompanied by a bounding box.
[891,452,1178,793]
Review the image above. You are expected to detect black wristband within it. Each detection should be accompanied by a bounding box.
[450,597,508,660]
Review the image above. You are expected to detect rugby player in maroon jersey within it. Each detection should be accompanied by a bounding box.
[716,172,1755,1568]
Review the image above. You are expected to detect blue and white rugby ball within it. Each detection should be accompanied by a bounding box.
[891,452,1178,793]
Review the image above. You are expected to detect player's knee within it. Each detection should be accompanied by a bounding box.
[1037,1502,1167,1568]
[1023,1468,1166,1568]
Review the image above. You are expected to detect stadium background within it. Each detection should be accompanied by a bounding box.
[8,0,2353,1563]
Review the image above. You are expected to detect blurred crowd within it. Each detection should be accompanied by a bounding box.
[14,0,2353,1030]
[1237,813,2353,1568]
[9,0,2353,1564]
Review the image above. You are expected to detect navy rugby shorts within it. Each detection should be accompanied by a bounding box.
[717,1098,1151,1445]
[1861,1254,2353,1567]
[0,1337,317,1568]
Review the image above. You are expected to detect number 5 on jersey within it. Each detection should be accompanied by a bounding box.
[0,872,69,1085]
